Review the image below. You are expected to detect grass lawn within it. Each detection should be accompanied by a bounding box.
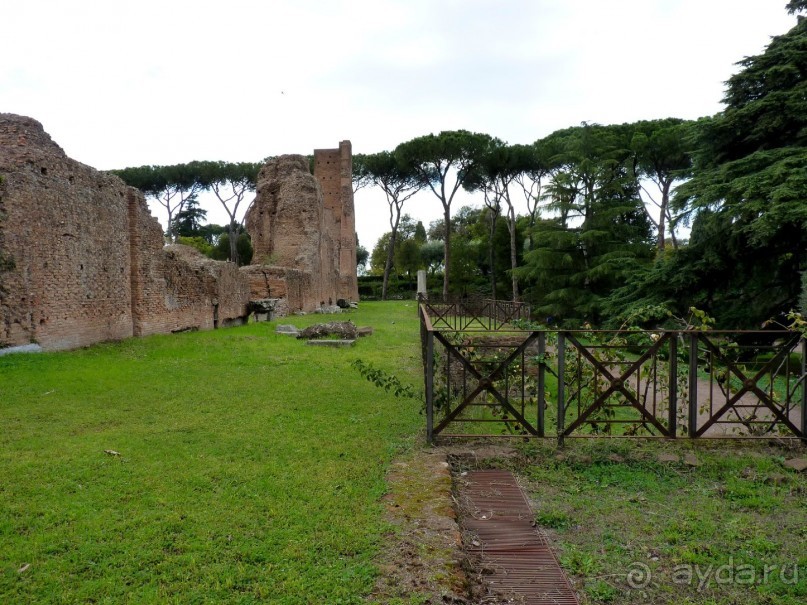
[514,440,807,605]
[0,301,425,604]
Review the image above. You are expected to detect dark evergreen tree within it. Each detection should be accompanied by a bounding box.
[517,124,654,325]
[170,196,207,239]
[666,10,807,326]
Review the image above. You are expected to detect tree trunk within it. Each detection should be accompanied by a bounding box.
[580,180,595,286]
[442,205,451,299]
[228,224,238,265]
[166,208,174,242]
[658,180,671,251]
[507,206,519,301]
[488,211,497,297]
[382,230,398,301]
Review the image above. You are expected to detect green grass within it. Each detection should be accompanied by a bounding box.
[0,301,425,604]
[514,440,807,605]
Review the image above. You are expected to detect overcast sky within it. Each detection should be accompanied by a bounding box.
[1,1,797,251]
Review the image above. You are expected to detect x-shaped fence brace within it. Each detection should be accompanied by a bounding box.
[492,300,529,326]
[420,299,530,332]
[559,332,675,437]
[431,330,541,437]
[693,332,804,437]
[423,302,493,331]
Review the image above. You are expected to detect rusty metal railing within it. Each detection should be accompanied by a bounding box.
[417,294,530,331]
[419,303,806,444]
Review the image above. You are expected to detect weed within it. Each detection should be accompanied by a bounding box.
[535,509,573,530]
[352,359,420,401]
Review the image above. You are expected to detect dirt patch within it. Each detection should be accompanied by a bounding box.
[370,444,526,603]
[370,448,468,603]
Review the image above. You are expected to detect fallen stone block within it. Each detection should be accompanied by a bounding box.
[305,339,355,348]
[783,458,807,472]
[0,343,43,356]
[275,324,300,336]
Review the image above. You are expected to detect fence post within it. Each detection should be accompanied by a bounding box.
[688,333,699,437]
[426,330,434,444]
[668,335,677,438]
[537,331,546,437]
[801,337,806,442]
[557,332,566,447]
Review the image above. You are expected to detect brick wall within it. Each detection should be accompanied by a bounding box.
[240,265,312,313]
[0,115,134,349]
[0,114,249,351]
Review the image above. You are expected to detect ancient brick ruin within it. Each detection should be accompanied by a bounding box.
[0,114,357,351]
[243,144,358,310]
[314,142,359,303]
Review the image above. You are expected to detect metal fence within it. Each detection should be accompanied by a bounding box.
[419,303,807,444]
[417,294,531,331]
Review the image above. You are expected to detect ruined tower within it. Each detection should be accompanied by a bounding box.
[313,141,359,302]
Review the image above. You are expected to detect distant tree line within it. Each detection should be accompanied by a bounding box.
[110,161,261,265]
[112,3,806,327]
[355,4,806,328]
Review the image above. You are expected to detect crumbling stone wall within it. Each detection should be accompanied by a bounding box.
[0,114,249,351]
[134,241,250,335]
[127,192,250,336]
[0,115,134,349]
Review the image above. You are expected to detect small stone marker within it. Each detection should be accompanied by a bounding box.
[275,324,300,336]
[417,270,427,298]
[657,453,679,463]
[783,458,807,472]
[357,326,374,337]
[764,473,791,486]
[683,453,701,467]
